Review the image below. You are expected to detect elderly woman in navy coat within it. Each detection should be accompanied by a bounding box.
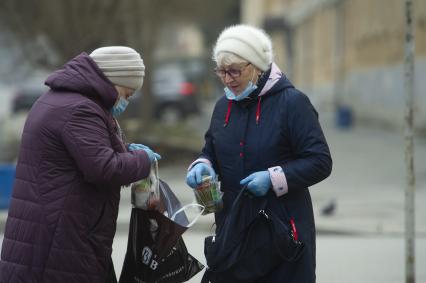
[186,25,332,282]
[0,46,160,283]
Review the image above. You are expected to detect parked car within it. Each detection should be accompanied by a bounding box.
[12,85,46,113]
[125,59,206,122]
[0,85,46,162]
[152,63,200,121]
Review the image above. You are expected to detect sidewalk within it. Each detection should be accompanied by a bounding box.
[116,113,426,236]
[311,114,426,236]
[1,113,426,236]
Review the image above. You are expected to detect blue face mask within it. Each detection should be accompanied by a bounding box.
[111,97,129,117]
[224,81,258,101]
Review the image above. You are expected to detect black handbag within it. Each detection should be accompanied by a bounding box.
[203,188,305,282]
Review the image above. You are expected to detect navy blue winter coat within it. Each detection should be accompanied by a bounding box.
[200,69,332,282]
[0,53,151,283]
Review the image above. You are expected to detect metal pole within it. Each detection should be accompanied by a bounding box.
[333,0,345,108]
[404,0,415,282]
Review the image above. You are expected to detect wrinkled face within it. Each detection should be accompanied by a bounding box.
[114,85,135,104]
[215,63,261,95]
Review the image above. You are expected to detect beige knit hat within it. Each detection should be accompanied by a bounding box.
[213,25,273,71]
[90,46,145,90]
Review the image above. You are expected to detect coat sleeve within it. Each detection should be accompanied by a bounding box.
[197,103,221,174]
[200,128,216,166]
[282,90,332,191]
[61,102,151,187]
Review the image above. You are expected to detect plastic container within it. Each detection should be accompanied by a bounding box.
[193,175,223,215]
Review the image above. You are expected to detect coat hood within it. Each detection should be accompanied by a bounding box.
[255,62,293,98]
[45,52,118,109]
[266,74,294,95]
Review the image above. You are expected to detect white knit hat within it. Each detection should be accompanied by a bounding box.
[213,25,273,71]
[90,46,145,90]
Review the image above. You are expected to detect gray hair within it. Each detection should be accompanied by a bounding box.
[214,52,248,67]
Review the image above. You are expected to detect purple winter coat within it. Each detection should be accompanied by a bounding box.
[0,53,151,283]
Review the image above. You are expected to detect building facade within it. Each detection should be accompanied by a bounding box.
[241,0,426,130]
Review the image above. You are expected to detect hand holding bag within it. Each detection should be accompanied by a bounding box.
[204,188,305,282]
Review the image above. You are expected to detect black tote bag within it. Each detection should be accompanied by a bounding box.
[203,188,305,282]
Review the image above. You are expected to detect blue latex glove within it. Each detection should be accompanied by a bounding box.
[186,163,216,189]
[128,143,151,152]
[240,171,272,197]
[128,143,161,162]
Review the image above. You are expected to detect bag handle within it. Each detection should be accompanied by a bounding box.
[229,186,246,210]
[225,186,268,228]
[153,158,159,178]
[228,186,267,211]
[219,187,246,229]
[171,203,205,227]
[151,159,160,197]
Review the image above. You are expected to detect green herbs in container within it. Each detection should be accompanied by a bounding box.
[194,175,223,215]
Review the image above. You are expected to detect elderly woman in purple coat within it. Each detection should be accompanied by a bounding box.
[0,46,160,283]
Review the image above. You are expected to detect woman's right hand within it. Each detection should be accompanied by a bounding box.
[186,163,216,188]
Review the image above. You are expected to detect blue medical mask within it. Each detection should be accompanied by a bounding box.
[111,97,129,117]
[224,81,258,101]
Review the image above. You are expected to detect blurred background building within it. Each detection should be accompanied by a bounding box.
[0,0,425,160]
[242,0,426,131]
[0,0,239,163]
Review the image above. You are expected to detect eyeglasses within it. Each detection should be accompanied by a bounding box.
[214,63,251,79]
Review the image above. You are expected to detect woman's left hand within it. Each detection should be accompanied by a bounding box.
[128,143,161,162]
[240,171,271,197]
[128,143,150,151]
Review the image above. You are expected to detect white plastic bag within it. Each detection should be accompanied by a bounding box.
[131,160,204,227]
[131,160,160,210]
